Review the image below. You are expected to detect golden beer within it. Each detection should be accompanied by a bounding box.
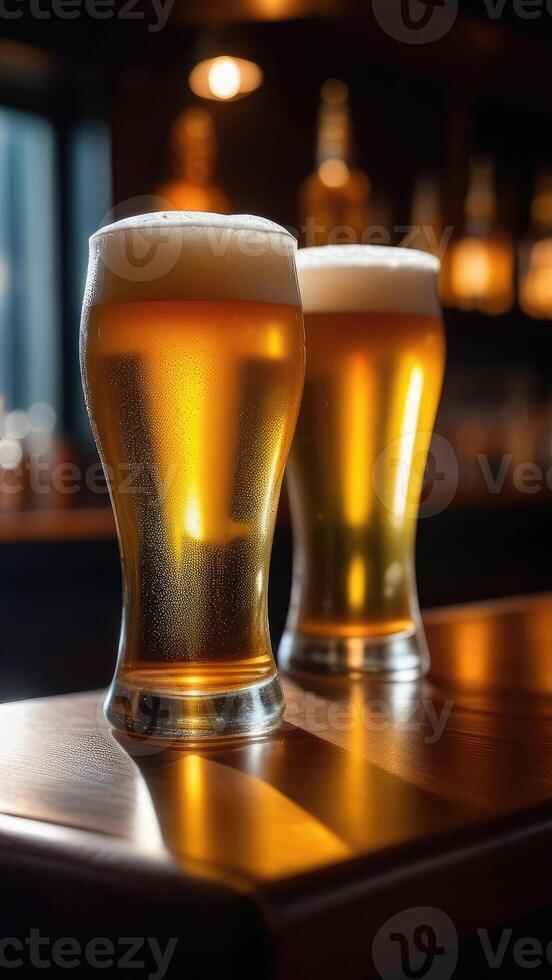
[81,213,304,737]
[280,246,445,676]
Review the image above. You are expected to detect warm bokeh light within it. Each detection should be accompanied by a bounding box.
[318,159,350,188]
[519,170,552,318]
[452,239,490,296]
[189,56,263,102]
[446,156,514,314]
[208,57,241,99]
[519,238,552,318]
[450,236,514,315]
[531,171,552,229]
[320,78,349,104]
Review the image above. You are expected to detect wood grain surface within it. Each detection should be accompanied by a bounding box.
[1,593,551,979]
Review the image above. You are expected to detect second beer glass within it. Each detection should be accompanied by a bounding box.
[279,245,445,677]
[81,212,305,739]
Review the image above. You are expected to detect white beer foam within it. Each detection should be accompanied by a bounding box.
[86,212,300,307]
[297,245,441,316]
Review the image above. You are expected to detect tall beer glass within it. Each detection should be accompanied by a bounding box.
[279,245,445,677]
[81,213,304,738]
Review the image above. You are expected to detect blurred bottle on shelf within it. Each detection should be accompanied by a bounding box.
[157,108,230,213]
[519,168,552,319]
[299,79,370,246]
[444,155,514,315]
[409,173,444,256]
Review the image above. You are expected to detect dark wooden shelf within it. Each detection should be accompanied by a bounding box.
[0,507,115,542]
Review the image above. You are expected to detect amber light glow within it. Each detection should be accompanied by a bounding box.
[520,239,552,317]
[136,751,349,879]
[450,236,514,315]
[446,155,514,315]
[318,159,350,189]
[519,171,552,318]
[189,56,263,102]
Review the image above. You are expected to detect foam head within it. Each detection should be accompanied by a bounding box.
[296,245,441,317]
[84,212,300,308]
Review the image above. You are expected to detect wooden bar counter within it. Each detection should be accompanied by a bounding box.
[0,593,551,978]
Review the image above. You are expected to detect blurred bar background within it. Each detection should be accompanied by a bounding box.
[0,0,550,699]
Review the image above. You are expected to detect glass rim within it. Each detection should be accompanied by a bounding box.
[296,244,440,274]
[90,211,298,246]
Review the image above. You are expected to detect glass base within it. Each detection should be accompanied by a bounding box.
[104,672,286,741]
[278,627,429,680]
